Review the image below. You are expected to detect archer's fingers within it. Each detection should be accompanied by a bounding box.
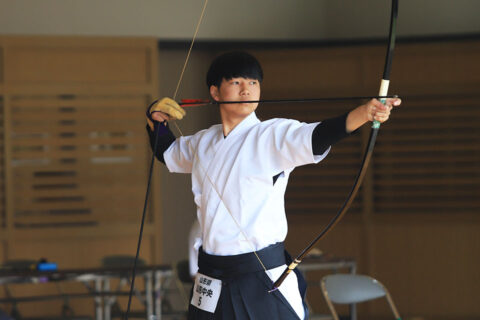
[147,111,170,131]
[384,97,402,107]
[150,97,186,120]
[151,111,171,122]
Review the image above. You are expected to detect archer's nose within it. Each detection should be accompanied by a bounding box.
[240,85,250,96]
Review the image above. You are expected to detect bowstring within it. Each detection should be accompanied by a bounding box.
[172,0,208,102]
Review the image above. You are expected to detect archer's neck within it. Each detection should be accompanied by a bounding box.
[220,110,253,137]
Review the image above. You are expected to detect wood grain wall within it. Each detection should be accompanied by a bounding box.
[0,36,160,317]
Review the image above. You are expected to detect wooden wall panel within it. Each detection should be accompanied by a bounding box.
[391,41,480,96]
[254,47,371,97]
[0,239,4,262]
[374,96,480,215]
[0,41,4,84]
[3,37,153,85]
[372,221,480,317]
[0,36,160,318]
[9,95,149,227]
[0,96,4,229]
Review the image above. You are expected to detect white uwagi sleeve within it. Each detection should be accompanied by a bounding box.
[262,119,330,172]
[163,135,196,174]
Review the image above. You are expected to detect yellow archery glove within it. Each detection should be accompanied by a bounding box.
[149,97,186,121]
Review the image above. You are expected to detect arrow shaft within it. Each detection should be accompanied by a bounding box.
[180,95,399,107]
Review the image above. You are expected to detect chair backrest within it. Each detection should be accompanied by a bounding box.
[321,274,402,320]
[323,274,386,304]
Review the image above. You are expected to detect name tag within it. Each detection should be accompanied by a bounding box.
[191,273,222,313]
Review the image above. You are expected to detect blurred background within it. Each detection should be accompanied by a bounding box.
[0,0,479,319]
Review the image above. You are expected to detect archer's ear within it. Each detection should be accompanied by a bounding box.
[210,85,220,101]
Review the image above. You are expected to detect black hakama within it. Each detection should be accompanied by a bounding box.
[188,242,307,320]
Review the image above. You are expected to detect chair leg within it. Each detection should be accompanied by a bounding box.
[321,280,339,320]
[385,291,401,320]
[324,297,340,320]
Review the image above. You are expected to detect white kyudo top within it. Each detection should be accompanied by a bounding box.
[164,112,329,256]
[188,219,201,277]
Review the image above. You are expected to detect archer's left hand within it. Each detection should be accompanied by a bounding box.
[365,97,401,123]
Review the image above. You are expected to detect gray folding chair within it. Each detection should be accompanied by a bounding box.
[321,274,401,320]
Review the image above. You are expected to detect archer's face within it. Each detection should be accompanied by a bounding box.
[210,77,261,119]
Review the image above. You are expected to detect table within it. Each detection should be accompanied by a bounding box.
[0,265,174,320]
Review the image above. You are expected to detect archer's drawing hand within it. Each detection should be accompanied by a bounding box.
[147,97,186,130]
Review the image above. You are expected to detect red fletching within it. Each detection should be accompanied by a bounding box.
[180,99,211,107]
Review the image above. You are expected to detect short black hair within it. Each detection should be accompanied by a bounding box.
[206,51,263,88]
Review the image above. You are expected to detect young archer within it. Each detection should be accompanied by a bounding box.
[147,51,401,319]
